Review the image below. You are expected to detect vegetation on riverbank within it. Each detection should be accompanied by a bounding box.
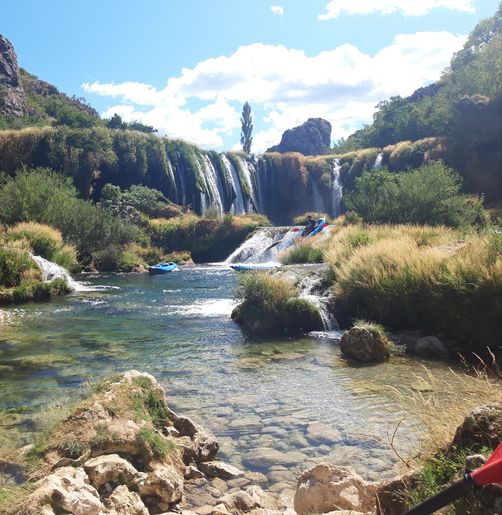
[279,213,501,353]
[231,272,323,336]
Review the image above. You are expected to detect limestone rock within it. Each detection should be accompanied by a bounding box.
[185,464,206,479]
[102,484,149,514]
[0,35,27,116]
[452,404,502,450]
[218,490,260,512]
[211,503,232,515]
[465,453,487,472]
[414,336,449,359]
[340,327,390,363]
[306,421,341,445]
[84,453,140,489]
[19,466,102,515]
[294,463,376,514]
[136,463,184,505]
[375,471,419,515]
[199,461,244,479]
[246,485,280,510]
[267,118,332,156]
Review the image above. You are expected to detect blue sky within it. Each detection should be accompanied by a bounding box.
[2,0,499,152]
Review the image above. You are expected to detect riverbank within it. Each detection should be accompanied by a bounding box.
[1,370,500,514]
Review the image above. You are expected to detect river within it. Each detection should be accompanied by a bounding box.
[0,265,469,494]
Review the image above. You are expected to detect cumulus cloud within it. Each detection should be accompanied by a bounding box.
[318,0,475,19]
[270,5,284,16]
[82,32,466,152]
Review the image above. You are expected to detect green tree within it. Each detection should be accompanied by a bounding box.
[240,102,253,154]
[345,161,484,227]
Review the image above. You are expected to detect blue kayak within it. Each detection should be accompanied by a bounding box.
[148,262,178,274]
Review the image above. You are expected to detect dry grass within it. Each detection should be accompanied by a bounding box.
[8,222,63,246]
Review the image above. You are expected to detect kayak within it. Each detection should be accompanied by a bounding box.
[230,264,278,272]
[148,262,178,275]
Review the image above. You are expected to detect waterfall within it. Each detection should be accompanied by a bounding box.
[373,153,383,170]
[31,255,84,292]
[331,159,343,217]
[225,226,295,264]
[201,155,224,215]
[222,155,246,214]
[311,180,325,213]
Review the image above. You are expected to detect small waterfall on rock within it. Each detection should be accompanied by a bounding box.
[225,227,293,264]
[373,153,383,170]
[31,255,84,292]
[331,159,343,217]
[311,180,325,213]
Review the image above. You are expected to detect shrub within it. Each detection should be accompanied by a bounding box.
[345,161,485,227]
[232,272,323,336]
[280,242,325,264]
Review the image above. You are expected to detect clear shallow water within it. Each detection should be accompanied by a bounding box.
[0,266,468,492]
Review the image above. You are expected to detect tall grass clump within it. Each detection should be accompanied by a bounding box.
[232,272,322,336]
[387,359,502,513]
[333,229,502,352]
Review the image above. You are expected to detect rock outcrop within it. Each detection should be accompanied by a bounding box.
[340,327,390,363]
[0,34,27,116]
[7,371,290,515]
[294,463,376,514]
[267,118,332,155]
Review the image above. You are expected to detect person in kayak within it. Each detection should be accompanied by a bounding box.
[302,215,316,238]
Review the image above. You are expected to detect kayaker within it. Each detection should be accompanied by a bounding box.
[302,215,316,238]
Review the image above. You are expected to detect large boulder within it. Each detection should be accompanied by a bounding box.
[294,463,376,514]
[340,327,390,363]
[452,404,502,450]
[267,118,332,155]
[102,484,149,514]
[0,35,28,116]
[413,336,449,359]
[83,454,140,490]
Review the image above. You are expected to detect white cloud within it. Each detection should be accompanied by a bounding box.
[82,32,466,152]
[318,0,475,19]
[270,5,284,16]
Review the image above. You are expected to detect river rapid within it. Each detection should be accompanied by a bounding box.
[0,265,468,494]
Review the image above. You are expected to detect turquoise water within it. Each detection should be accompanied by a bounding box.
[0,266,468,493]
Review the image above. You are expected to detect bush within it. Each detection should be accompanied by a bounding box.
[280,242,325,264]
[0,168,138,260]
[345,161,485,227]
[231,272,323,336]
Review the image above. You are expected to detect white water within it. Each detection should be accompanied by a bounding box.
[225,227,299,264]
[373,152,383,170]
[30,255,85,292]
[222,155,246,214]
[202,155,224,215]
[331,159,343,218]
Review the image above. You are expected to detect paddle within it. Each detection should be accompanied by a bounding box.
[404,442,502,515]
[264,228,302,251]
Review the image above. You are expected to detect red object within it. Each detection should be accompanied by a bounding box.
[292,228,300,232]
[322,223,328,228]
[472,442,502,486]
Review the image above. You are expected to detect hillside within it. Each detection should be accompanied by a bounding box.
[336,3,502,200]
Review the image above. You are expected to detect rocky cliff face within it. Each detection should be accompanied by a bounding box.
[0,35,27,116]
[267,118,332,156]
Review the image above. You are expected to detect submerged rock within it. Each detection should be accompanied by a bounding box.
[413,336,449,359]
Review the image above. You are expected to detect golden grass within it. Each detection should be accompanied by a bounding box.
[8,222,63,246]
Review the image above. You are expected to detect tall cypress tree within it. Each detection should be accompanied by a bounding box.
[240,101,253,154]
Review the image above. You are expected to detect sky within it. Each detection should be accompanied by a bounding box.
[2,0,499,152]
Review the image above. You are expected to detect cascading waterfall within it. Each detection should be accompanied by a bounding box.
[201,155,224,215]
[221,155,246,214]
[331,159,343,218]
[30,255,84,292]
